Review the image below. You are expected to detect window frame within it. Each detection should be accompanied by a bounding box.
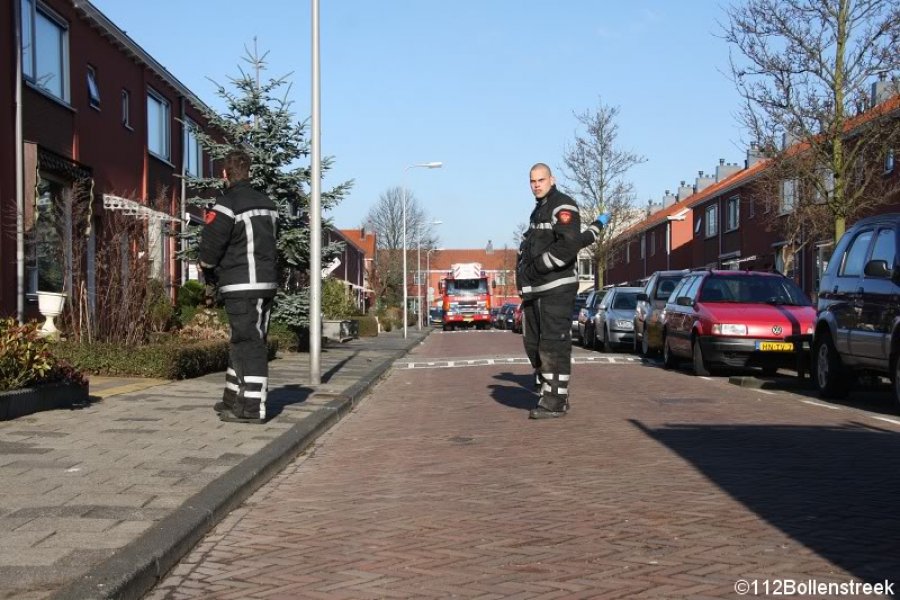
[121,88,131,128]
[780,178,798,214]
[21,0,70,104]
[86,64,100,109]
[146,88,171,161]
[725,196,740,232]
[705,204,718,238]
[838,229,875,278]
[886,149,896,175]
[183,118,203,177]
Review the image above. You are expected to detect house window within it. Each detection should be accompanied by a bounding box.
[650,230,656,256]
[578,257,594,278]
[748,198,755,219]
[121,89,131,127]
[780,179,797,213]
[726,196,740,231]
[184,119,203,177]
[21,0,70,103]
[640,234,646,259]
[814,170,834,204]
[705,204,718,238]
[886,149,896,174]
[694,216,703,236]
[86,65,100,109]
[626,242,631,264]
[147,89,171,160]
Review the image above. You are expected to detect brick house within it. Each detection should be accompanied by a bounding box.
[607,89,900,295]
[1,0,213,321]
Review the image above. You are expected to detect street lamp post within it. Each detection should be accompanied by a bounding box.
[417,220,442,330]
[403,162,442,339]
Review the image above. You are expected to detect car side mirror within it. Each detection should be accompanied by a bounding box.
[636,292,648,302]
[864,259,891,278]
[675,296,694,307]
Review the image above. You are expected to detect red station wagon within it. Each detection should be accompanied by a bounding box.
[661,270,816,375]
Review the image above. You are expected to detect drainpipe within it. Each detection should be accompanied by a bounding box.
[14,0,25,322]
[179,96,187,286]
[665,222,671,270]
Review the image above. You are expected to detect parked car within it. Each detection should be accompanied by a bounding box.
[497,303,517,330]
[590,286,642,351]
[576,288,608,347]
[661,270,815,375]
[813,213,900,405]
[490,307,503,329]
[634,269,688,356]
[571,292,589,340]
[429,307,444,326]
[512,303,523,333]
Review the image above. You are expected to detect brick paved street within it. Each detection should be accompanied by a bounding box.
[150,330,900,599]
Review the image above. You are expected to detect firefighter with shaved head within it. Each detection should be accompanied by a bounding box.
[516,163,609,419]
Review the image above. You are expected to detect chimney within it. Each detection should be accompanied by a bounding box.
[746,141,765,168]
[677,180,693,201]
[662,189,677,207]
[716,160,741,182]
[871,72,899,108]
[485,239,493,254]
[695,170,715,193]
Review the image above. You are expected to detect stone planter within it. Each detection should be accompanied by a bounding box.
[322,319,357,343]
[0,381,89,421]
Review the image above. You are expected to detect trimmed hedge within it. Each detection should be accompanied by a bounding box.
[352,315,379,337]
[54,338,278,380]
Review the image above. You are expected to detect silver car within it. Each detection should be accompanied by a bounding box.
[591,286,642,352]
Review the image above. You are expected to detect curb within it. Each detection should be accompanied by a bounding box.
[51,335,424,600]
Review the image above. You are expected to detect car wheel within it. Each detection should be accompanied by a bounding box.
[814,330,849,398]
[662,334,677,369]
[692,337,711,376]
[581,324,591,349]
[892,348,900,411]
[602,327,614,353]
[633,326,642,355]
[641,331,651,357]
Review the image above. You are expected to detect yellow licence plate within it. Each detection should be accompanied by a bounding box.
[757,341,794,351]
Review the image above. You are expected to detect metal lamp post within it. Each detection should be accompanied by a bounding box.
[402,162,442,338]
[417,220,442,330]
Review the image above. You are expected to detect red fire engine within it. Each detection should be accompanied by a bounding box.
[439,263,493,331]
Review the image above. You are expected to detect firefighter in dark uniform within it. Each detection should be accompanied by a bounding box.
[517,163,609,419]
[200,149,278,424]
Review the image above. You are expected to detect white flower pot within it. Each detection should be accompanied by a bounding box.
[36,291,66,337]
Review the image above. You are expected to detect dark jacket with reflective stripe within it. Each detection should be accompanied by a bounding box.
[516,186,600,300]
[199,180,278,299]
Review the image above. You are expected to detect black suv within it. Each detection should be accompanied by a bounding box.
[813,213,900,406]
[634,269,688,355]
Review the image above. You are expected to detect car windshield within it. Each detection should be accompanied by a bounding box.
[699,275,811,306]
[446,279,487,295]
[655,276,681,300]
[612,292,638,310]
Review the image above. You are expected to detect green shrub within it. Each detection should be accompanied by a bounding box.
[268,319,300,352]
[0,318,87,391]
[352,315,379,337]
[177,280,205,309]
[146,278,175,332]
[54,339,278,380]
[322,277,356,319]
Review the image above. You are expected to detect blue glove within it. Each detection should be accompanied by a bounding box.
[596,213,611,227]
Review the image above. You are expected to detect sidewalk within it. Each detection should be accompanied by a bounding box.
[0,328,429,600]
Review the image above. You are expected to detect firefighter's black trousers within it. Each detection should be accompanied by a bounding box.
[522,294,575,412]
[222,297,273,419]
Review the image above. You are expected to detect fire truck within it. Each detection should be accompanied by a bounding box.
[439,262,493,331]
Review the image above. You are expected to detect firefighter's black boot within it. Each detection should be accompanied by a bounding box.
[528,395,568,419]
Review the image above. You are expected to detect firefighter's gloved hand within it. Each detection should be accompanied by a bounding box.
[201,266,218,286]
[203,284,217,308]
[595,213,611,227]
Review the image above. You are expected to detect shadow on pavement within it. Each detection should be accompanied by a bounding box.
[490,371,536,410]
[266,384,313,418]
[631,419,900,582]
[322,352,360,383]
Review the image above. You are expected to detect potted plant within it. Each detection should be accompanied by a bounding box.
[321,277,358,342]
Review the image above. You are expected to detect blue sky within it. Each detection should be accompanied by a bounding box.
[91,0,747,250]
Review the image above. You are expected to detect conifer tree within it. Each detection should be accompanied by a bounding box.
[181,46,352,332]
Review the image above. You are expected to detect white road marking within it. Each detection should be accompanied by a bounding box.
[801,399,842,410]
